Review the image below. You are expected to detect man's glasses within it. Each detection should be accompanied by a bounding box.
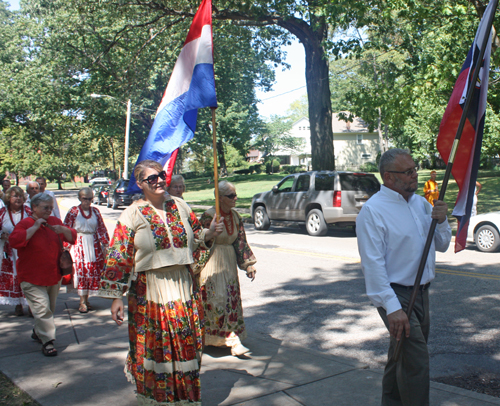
[40,205,53,211]
[225,193,237,199]
[80,197,93,201]
[141,171,167,185]
[387,167,418,177]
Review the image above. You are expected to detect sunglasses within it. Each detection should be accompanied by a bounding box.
[141,171,167,185]
[80,197,93,201]
[225,193,237,199]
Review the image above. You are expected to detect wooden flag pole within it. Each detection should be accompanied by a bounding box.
[392,0,498,362]
[211,107,220,220]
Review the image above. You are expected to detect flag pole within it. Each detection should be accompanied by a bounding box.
[211,107,220,221]
[392,0,498,362]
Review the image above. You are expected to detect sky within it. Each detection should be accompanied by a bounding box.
[255,40,307,119]
[6,0,306,118]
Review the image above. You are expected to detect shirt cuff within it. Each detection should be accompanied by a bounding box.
[385,296,403,315]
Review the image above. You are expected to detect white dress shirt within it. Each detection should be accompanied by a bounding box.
[356,185,452,315]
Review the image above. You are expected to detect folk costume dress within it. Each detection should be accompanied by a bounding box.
[423,179,439,206]
[98,197,210,406]
[0,206,31,306]
[63,206,109,296]
[199,207,256,347]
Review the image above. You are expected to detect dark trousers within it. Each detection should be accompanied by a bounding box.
[377,286,430,406]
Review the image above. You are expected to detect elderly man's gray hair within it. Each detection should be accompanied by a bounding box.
[379,148,411,179]
[26,181,39,192]
[31,192,54,210]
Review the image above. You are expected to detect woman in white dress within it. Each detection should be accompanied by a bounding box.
[0,186,31,315]
[64,187,109,313]
[200,181,257,356]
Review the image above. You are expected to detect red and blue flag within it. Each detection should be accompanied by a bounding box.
[436,1,494,252]
[128,0,217,192]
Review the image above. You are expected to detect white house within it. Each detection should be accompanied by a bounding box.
[275,114,380,170]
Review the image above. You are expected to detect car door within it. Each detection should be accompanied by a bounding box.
[268,175,296,220]
[288,174,311,220]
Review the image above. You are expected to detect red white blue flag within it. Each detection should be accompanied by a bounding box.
[436,2,494,253]
[128,0,217,192]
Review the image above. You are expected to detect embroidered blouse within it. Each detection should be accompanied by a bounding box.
[98,197,209,298]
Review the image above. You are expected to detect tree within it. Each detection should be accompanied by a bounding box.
[253,115,303,173]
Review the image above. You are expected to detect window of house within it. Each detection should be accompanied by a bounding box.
[361,153,371,159]
[357,134,363,144]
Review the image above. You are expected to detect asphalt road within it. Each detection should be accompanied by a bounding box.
[56,190,500,381]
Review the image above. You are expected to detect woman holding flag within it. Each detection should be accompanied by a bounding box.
[98,160,223,405]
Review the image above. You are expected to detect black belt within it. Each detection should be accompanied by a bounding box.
[390,282,431,291]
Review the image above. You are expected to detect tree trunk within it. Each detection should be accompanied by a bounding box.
[216,139,227,177]
[279,19,334,171]
[57,177,63,190]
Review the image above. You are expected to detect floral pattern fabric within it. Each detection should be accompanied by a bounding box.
[98,200,205,405]
[198,208,256,347]
[64,206,109,296]
[0,206,31,306]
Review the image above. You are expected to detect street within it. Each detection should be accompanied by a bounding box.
[57,191,500,382]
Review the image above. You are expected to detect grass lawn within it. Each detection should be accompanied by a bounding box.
[183,169,500,225]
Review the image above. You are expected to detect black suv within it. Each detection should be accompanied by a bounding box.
[251,171,380,236]
[107,179,135,210]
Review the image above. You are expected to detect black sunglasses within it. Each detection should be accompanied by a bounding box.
[141,171,167,185]
[225,193,237,199]
[80,197,93,201]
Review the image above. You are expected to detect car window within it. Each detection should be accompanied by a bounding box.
[339,174,380,193]
[315,173,336,191]
[295,175,310,192]
[277,176,295,193]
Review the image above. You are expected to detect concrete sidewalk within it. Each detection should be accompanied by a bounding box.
[1,293,499,406]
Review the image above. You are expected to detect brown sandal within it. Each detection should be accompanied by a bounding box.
[42,340,57,357]
[31,329,42,343]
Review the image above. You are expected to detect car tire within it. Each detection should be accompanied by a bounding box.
[254,206,270,230]
[306,209,328,236]
[474,225,500,252]
[112,199,119,210]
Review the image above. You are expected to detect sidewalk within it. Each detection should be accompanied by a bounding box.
[1,293,499,406]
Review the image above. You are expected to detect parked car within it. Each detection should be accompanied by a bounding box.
[466,211,500,252]
[251,171,381,236]
[89,177,112,186]
[107,179,134,210]
[91,184,108,206]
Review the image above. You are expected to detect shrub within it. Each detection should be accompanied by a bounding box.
[252,164,263,174]
[233,168,251,175]
[281,165,305,174]
[265,160,280,174]
[359,162,378,173]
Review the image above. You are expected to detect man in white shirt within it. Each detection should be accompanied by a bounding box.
[35,177,61,219]
[357,149,451,406]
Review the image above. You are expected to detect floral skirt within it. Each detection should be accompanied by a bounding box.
[126,266,204,406]
[199,245,246,347]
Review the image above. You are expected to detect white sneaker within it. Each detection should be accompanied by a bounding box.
[231,343,250,356]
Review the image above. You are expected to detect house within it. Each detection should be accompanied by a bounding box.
[245,149,263,163]
[274,114,380,170]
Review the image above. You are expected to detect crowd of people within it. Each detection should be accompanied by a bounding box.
[3,155,474,406]
[0,167,258,405]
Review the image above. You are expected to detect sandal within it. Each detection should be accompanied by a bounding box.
[42,340,57,357]
[31,329,42,343]
[85,302,93,310]
[79,303,88,313]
